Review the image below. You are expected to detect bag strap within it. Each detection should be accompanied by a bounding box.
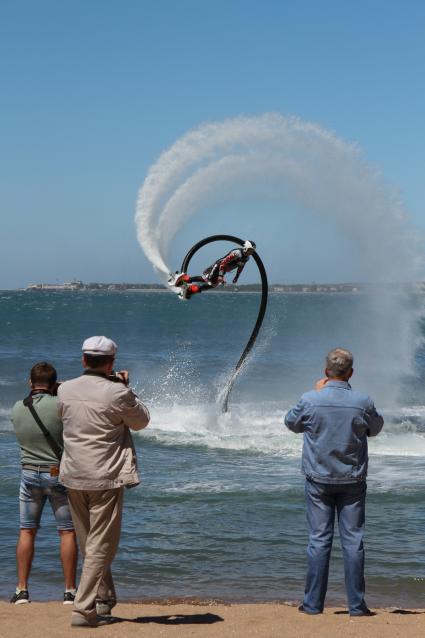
[23,394,62,461]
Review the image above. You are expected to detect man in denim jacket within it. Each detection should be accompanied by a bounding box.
[285,348,383,616]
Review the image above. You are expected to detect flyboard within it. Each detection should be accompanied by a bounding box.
[167,272,195,299]
[167,235,268,413]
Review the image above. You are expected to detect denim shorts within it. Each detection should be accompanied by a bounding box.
[19,469,74,531]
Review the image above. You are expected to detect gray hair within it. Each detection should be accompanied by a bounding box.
[325,348,353,378]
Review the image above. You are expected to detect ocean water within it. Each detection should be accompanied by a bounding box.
[1,289,425,606]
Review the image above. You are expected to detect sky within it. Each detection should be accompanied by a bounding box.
[0,0,424,288]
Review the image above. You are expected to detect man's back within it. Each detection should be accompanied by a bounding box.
[217,248,247,272]
[58,373,149,490]
[285,380,383,483]
[12,394,63,466]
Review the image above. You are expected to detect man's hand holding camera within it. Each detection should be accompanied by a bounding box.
[109,370,130,386]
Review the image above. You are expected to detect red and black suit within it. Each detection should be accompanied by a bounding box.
[188,248,249,291]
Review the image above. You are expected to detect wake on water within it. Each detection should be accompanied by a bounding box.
[134,113,424,451]
[136,401,425,460]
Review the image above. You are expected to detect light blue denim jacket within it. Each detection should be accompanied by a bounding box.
[285,380,384,484]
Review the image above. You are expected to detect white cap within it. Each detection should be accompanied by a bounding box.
[82,336,117,356]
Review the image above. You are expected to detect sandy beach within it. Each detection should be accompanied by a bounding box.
[1,602,425,638]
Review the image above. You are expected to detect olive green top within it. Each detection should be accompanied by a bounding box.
[11,394,63,466]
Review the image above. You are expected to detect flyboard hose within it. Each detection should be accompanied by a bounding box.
[180,235,268,413]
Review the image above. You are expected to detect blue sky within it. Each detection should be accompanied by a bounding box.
[1,0,424,287]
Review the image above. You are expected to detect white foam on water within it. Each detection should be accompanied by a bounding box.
[394,405,425,420]
[370,432,425,457]
[139,401,425,459]
[141,402,301,456]
[134,112,423,412]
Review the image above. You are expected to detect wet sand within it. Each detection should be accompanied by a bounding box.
[1,601,424,638]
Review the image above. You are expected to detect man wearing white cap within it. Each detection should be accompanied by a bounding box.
[58,336,150,627]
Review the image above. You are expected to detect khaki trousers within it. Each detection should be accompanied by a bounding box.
[67,487,124,620]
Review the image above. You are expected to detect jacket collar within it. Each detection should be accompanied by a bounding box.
[30,389,53,396]
[324,380,352,389]
[83,370,109,380]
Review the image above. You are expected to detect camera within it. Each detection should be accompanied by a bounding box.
[108,372,128,385]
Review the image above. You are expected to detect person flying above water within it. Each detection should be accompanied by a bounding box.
[169,240,257,299]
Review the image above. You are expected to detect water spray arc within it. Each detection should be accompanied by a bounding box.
[135,114,420,413]
[180,235,268,413]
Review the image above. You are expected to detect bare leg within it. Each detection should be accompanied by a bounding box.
[59,530,78,590]
[16,528,37,590]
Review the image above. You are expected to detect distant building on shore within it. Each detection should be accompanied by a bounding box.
[25,281,164,292]
[24,280,425,293]
[26,281,85,291]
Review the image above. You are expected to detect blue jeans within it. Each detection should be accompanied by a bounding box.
[303,479,368,615]
[19,469,74,531]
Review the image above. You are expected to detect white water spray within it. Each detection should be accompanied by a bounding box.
[134,113,423,414]
[135,113,420,285]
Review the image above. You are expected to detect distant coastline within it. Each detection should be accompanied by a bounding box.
[18,280,425,293]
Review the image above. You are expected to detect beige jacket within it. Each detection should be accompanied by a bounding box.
[58,373,150,490]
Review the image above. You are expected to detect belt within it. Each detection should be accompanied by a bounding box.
[22,464,59,471]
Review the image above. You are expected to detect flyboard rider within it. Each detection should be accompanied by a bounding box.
[169,240,257,299]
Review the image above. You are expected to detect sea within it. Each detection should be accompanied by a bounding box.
[1,289,425,607]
